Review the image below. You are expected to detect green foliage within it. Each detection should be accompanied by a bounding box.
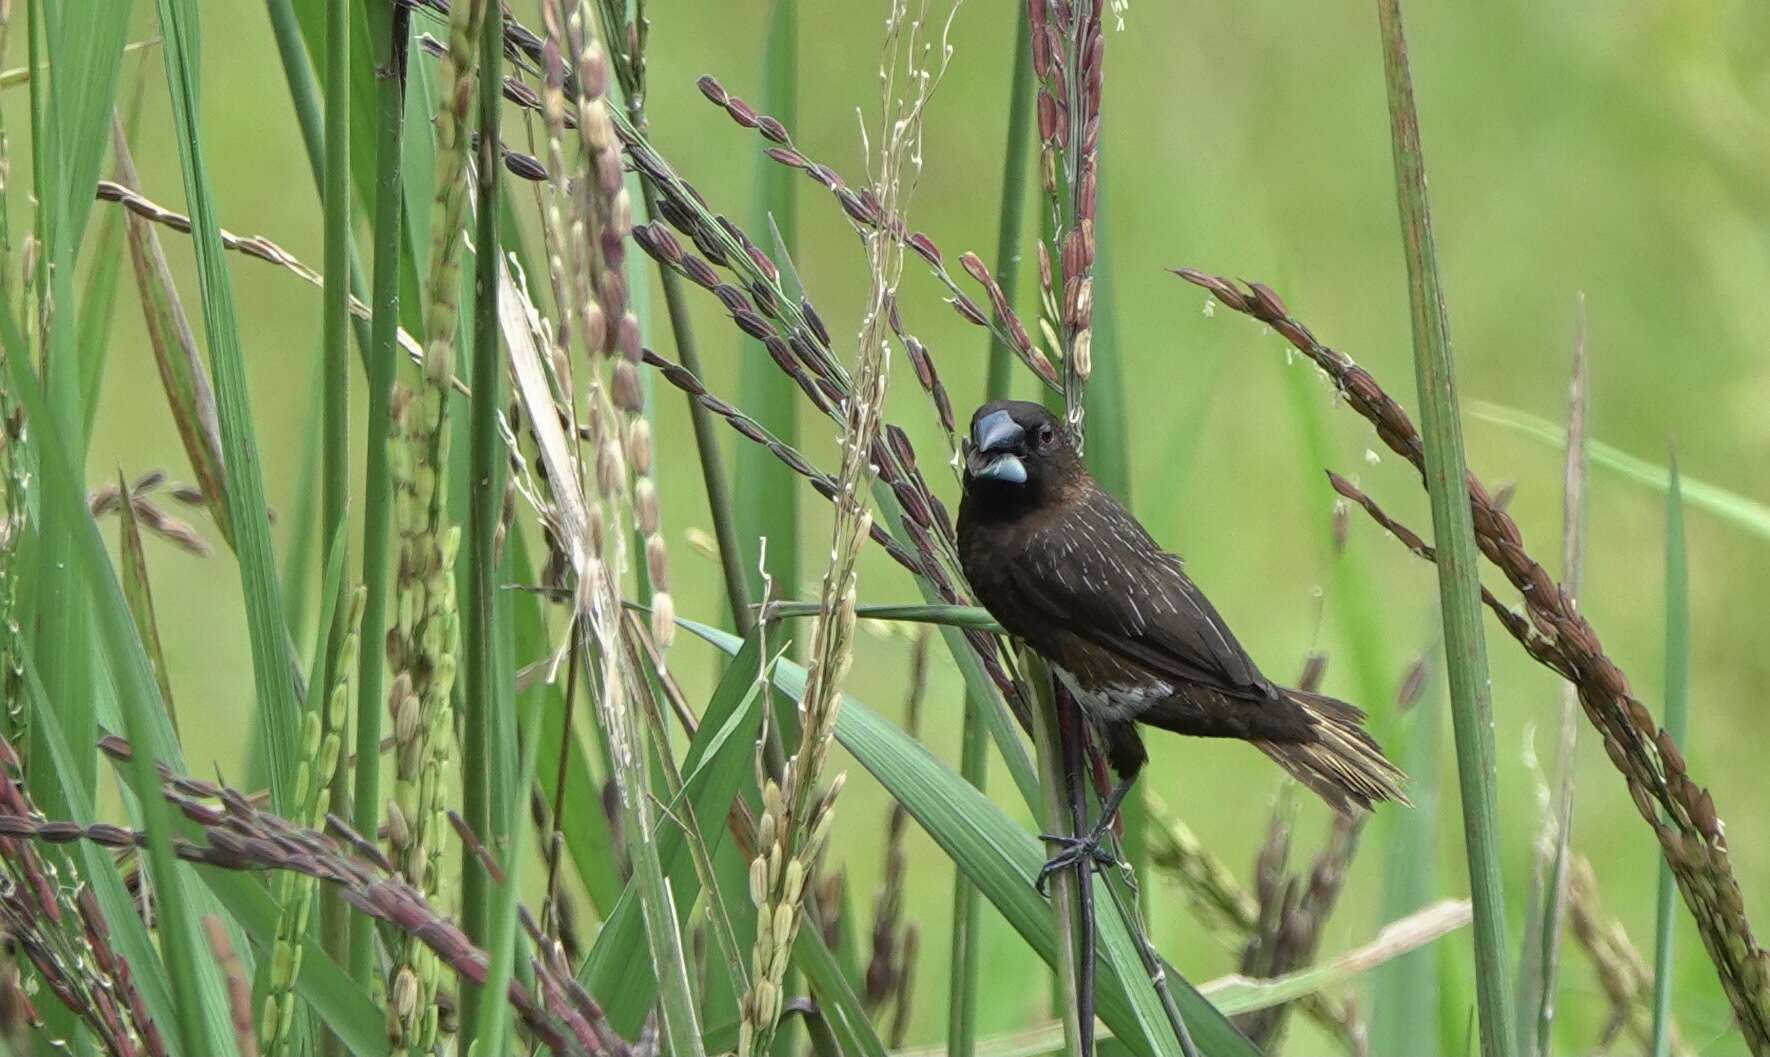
[5,2,1761,1055]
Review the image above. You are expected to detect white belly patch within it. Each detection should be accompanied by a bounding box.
[1050,665,1171,723]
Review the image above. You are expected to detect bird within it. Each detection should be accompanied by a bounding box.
[956,400,1408,889]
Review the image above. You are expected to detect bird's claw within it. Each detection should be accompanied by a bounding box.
[1034,832,1119,894]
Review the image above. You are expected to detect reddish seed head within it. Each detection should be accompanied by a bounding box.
[909,232,941,267]
[950,295,988,326]
[959,251,991,287]
[696,75,728,105]
[756,115,789,144]
[765,146,808,171]
[1247,281,1288,319]
[725,97,758,128]
[681,255,719,289]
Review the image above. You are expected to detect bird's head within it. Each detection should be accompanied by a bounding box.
[961,400,1083,510]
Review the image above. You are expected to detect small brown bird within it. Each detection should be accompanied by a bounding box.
[957,401,1407,887]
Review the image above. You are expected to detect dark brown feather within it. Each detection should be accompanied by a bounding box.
[957,400,1407,816]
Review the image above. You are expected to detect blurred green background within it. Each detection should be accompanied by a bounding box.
[33,0,1769,1052]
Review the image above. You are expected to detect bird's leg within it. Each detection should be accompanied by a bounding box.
[1036,776,1136,895]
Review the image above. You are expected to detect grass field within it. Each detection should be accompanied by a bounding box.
[5,1,1767,1054]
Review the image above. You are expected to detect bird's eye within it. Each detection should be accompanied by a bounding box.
[1038,424,1056,448]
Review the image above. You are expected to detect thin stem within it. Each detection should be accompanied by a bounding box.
[459,0,506,1037]
[263,0,374,361]
[1058,688,1096,1057]
[348,0,410,993]
[1651,448,1688,1057]
[949,18,1032,1054]
[1374,2,1515,1052]
[985,4,1033,400]
[1028,653,1082,1057]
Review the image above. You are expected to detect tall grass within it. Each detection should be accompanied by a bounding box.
[4,3,1766,1057]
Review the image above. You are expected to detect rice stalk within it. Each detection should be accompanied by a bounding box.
[1027,0,1104,437]
[92,181,434,383]
[262,587,362,1053]
[204,918,259,1057]
[348,0,413,994]
[0,734,162,1057]
[739,6,957,1052]
[526,4,702,1050]
[17,745,624,1056]
[1175,265,1770,1052]
[380,0,488,1047]
[1567,855,1688,1056]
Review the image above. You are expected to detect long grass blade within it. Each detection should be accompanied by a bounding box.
[348,0,412,993]
[1470,400,1770,542]
[1374,3,1515,1052]
[154,0,302,814]
[684,618,1258,1057]
[459,2,508,1043]
[3,302,235,1057]
[1651,448,1688,1057]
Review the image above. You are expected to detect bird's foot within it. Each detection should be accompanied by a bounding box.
[1035,831,1119,894]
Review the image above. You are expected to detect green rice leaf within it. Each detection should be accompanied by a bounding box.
[154,0,303,816]
[682,618,1259,1057]
[1470,400,1770,541]
[1375,4,1514,1051]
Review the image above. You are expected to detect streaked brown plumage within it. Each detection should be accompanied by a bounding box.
[956,400,1406,884]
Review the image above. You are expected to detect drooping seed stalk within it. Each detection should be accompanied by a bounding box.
[380,0,487,1049]
[261,586,362,1053]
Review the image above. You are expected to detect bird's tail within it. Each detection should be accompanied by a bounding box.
[1255,690,1410,816]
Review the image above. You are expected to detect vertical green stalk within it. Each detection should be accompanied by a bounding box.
[1374,3,1515,1054]
[264,0,373,359]
[1651,449,1688,1057]
[320,0,349,566]
[458,0,504,1039]
[1028,652,1083,1057]
[348,0,410,993]
[736,0,799,616]
[314,6,350,1026]
[985,1,1034,399]
[27,0,95,823]
[951,19,1032,1054]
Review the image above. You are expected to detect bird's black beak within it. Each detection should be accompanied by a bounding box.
[965,410,1027,484]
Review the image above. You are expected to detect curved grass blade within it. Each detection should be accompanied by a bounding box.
[682,618,1259,1057]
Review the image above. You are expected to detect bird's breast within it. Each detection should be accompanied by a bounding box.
[1050,664,1173,724]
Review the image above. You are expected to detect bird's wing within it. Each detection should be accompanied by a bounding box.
[1009,492,1271,700]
